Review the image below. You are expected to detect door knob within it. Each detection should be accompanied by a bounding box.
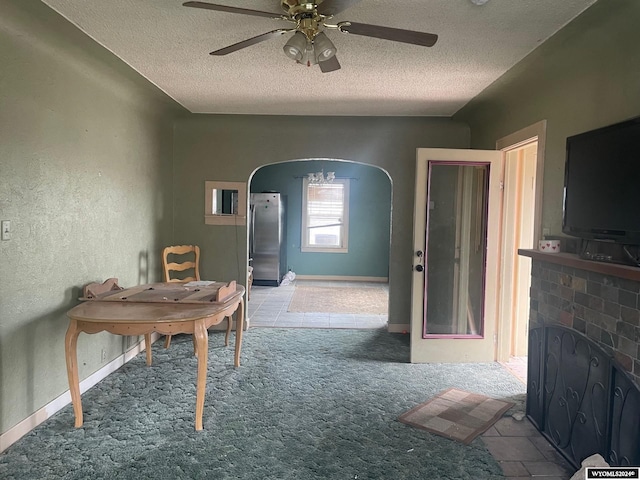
[415,264,424,272]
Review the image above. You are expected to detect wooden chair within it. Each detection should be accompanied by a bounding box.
[162,245,200,348]
[161,245,234,350]
[162,244,201,285]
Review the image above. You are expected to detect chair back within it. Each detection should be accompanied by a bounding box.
[162,245,201,282]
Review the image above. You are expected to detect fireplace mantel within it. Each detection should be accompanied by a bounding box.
[518,249,640,281]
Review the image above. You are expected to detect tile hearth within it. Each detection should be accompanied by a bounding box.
[482,417,574,480]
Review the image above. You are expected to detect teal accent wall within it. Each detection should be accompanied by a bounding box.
[251,161,391,278]
[0,1,184,435]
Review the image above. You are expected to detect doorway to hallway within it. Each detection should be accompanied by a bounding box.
[496,121,546,366]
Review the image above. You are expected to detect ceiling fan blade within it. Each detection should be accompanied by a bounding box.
[316,0,361,17]
[319,55,341,73]
[210,29,291,56]
[339,22,438,47]
[183,1,289,21]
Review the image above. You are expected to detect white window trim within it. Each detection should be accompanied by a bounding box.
[301,178,349,253]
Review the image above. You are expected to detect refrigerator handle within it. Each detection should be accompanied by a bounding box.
[250,204,256,256]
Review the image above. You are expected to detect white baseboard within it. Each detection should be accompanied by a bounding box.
[387,323,411,334]
[295,275,388,283]
[0,333,161,453]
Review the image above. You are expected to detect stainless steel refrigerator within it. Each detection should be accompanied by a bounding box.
[249,193,287,286]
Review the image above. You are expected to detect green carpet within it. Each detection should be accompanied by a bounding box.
[0,328,525,479]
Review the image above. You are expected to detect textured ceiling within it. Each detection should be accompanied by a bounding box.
[41,0,597,116]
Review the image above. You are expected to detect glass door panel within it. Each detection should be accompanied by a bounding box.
[425,163,488,337]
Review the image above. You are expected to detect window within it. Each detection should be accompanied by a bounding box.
[301,178,349,253]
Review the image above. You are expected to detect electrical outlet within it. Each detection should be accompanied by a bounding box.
[101,349,106,363]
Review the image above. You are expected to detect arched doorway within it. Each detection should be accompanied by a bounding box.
[247,158,392,329]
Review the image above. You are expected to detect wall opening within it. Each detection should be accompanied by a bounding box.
[247,158,393,330]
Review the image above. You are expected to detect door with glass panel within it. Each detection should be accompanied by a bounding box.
[410,148,502,362]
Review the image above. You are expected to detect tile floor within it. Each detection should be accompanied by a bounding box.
[248,280,576,479]
[486,357,579,478]
[482,417,575,480]
[500,356,528,385]
[248,280,388,329]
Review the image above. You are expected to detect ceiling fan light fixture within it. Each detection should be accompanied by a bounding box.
[313,32,337,62]
[300,43,318,67]
[283,31,307,61]
[183,1,439,73]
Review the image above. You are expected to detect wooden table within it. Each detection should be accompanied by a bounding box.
[65,282,245,431]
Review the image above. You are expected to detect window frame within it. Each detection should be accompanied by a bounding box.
[301,177,350,253]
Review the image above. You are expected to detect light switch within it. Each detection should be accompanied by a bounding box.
[1,220,10,241]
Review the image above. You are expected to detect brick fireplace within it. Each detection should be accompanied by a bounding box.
[519,249,640,468]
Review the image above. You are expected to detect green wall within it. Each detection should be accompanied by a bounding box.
[454,0,640,236]
[173,115,470,327]
[251,160,392,278]
[5,0,632,444]
[0,1,184,434]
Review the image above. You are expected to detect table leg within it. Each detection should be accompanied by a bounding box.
[234,299,244,368]
[224,316,232,347]
[193,318,208,431]
[144,333,152,366]
[64,319,83,428]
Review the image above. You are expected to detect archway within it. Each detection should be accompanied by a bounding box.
[247,158,393,329]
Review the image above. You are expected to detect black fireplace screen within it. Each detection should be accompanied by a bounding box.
[527,325,640,468]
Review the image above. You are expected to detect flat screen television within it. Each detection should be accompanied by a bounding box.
[562,116,640,245]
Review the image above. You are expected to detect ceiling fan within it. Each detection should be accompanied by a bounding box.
[183,0,438,73]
